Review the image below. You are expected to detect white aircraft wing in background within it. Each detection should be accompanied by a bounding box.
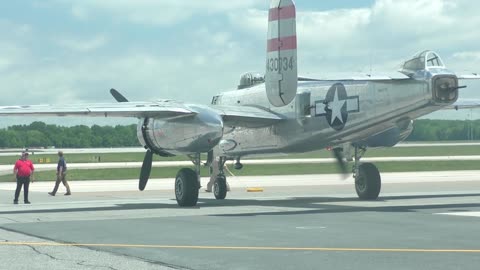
[298,73,411,82]
[457,73,480,80]
[446,99,480,110]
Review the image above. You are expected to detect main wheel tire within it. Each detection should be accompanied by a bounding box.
[175,168,199,207]
[214,175,227,200]
[355,162,381,200]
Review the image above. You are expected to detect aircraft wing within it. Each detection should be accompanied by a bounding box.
[298,72,411,82]
[0,101,283,127]
[457,73,480,80]
[445,99,480,110]
[300,72,480,82]
[0,101,195,118]
[210,105,284,127]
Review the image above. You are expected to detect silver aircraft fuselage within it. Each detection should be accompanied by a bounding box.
[213,67,458,158]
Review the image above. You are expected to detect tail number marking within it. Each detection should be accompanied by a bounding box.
[266,56,295,72]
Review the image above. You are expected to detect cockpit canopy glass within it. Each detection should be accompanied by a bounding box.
[401,51,445,73]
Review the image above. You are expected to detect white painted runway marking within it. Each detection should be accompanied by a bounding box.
[295,226,327,230]
[436,211,480,218]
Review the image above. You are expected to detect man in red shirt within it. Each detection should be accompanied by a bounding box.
[13,152,35,204]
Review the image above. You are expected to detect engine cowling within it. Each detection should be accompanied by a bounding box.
[363,119,413,147]
[137,106,223,156]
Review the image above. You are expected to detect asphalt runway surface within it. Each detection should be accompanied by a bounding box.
[1,172,480,270]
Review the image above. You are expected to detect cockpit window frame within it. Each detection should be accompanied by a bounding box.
[211,95,220,105]
[425,51,445,68]
[401,50,445,73]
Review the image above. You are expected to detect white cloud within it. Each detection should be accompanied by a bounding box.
[0,42,30,72]
[452,51,480,61]
[71,5,89,20]
[370,0,455,34]
[228,9,268,36]
[0,58,10,71]
[0,19,32,37]
[55,35,108,52]
[64,0,263,26]
[230,0,480,74]
[0,48,232,106]
[0,20,33,71]
[298,8,371,51]
[446,51,480,74]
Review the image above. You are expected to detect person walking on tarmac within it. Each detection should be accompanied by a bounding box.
[13,152,35,204]
[48,151,71,196]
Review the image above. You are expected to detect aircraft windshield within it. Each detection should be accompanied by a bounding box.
[426,51,444,67]
[401,50,445,73]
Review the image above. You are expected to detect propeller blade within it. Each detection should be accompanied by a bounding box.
[332,148,349,176]
[139,150,153,191]
[110,88,129,102]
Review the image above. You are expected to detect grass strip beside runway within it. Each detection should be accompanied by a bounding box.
[1,160,480,182]
[2,145,480,165]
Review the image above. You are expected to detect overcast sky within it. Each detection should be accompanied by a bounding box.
[1,0,480,126]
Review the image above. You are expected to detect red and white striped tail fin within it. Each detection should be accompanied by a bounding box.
[265,0,298,107]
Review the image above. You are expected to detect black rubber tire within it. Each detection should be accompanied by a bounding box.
[355,163,381,200]
[175,168,199,207]
[214,175,227,200]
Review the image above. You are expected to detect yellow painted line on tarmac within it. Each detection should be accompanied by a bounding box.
[246,187,264,192]
[1,242,480,253]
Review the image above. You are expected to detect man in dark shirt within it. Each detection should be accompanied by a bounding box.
[13,152,35,204]
[48,151,71,196]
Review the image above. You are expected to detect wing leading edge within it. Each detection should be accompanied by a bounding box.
[0,102,195,118]
[211,104,284,127]
[0,101,284,127]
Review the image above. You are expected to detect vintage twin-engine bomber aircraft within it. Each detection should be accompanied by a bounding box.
[0,0,479,207]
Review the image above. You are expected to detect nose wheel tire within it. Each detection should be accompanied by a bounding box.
[355,162,381,200]
[175,168,199,207]
[214,176,227,200]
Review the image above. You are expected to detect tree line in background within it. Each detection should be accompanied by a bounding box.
[0,122,139,148]
[0,120,478,148]
[406,119,478,141]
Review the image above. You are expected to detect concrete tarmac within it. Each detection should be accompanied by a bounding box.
[1,172,480,269]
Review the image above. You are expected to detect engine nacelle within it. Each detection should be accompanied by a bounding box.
[362,119,413,148]
[137,106,223,156]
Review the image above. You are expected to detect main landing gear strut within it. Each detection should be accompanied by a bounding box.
[213,157,228,200]
[352,145,381,200]
[175,153,201,207]
[174,153,229,207]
